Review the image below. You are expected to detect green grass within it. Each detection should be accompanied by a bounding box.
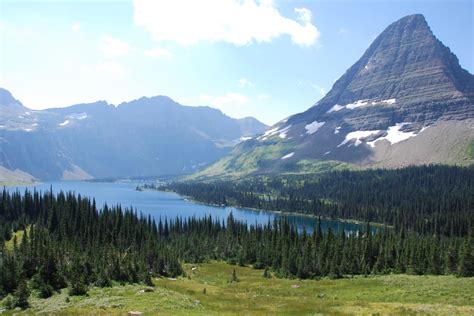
[467,139,474,160]
[4,226,31,252]
[290,159,355,174]
[189,141,292,180]
[4,261,473,315]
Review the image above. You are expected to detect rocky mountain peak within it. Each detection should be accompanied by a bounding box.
[0,87,25,108]
[288,14,473,130]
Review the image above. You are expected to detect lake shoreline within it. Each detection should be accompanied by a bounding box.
[141,187,389,229]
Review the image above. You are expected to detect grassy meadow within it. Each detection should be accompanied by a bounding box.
[3,261,473,315]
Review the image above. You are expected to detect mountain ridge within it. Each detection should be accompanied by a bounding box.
[193,14,474,179]
[0,89,268,181]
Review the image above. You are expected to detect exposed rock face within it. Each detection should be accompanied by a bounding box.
[0,90,268,180]
[197,14,474,178]
[290,14,473,131]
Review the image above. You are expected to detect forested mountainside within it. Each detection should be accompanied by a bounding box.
[158,165,474,236]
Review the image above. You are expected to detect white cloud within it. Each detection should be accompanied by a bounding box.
[144,47,173,59]
[80,61,126,77]
[72,23,81,32]
[310,83,326,96]
[199,92,249,110]
[238,78,253,88]
[99,35,131,57]
[133,0,320,46]
[257,94,270,101]
[299,81,326,96]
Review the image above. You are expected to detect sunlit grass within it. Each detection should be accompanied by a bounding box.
[4,261,473,315]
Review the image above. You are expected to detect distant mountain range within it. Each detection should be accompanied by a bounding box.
[0,89,267,181]
[196,14,474,179]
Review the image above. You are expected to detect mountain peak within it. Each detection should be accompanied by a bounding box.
[198,15,473,178]
[0,88,25,108]
[290,14,473,129]
[394,13,427,25]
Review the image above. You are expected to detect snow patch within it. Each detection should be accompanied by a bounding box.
[305,121,325,135]
[345,100,369,110]
[59,119,70,126]
[328,99,397,113]
[381,98,396,105]
[281,152,294,160]
[262,127,279,136]
[324,151,331,155]
[338,130,380,147]
[278,125,292,139]
[240,136,252,141]
[334,126,341,134]
[68,112,88,120]
[327,104,344,113]
[367,123,416,147]
[258,125,292,140]
[420,126,429,133]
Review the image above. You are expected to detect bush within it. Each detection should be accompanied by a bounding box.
[2,294,16,310]
[68,280,88,296]
[38,283,54,299]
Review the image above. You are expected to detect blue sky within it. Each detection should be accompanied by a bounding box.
[1,0,472,125]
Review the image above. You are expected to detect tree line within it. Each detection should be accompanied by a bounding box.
[157,165,474,236]
[1,185,473,309]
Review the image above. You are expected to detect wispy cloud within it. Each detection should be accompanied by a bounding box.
[144,47,173,59]
[99,35,131,57]
[199,92,249,110]
[298,81,326,96]
[133,0,320,46]
[238,78,253,88]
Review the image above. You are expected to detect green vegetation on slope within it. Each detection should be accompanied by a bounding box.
[4,226,30,252]
[189,140,295,180]
[162,165,474,236]
[5,261,473,315]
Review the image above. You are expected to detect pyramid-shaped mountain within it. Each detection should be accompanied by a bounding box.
[291,14,473,129]
[198,14,474,178]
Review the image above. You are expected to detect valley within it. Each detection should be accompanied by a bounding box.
[0,5,473,315]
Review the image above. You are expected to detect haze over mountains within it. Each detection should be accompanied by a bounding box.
[198,14,474,178]
[1,14,473,182]
[0,89,267,181]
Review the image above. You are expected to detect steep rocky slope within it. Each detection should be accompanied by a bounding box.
[195,14,474,178]
[0,89,267,180]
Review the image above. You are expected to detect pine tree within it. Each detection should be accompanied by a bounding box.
[457,237,474,277]
[13,278,30,309]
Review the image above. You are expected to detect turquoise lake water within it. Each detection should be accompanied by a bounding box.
[9,180,368,234]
